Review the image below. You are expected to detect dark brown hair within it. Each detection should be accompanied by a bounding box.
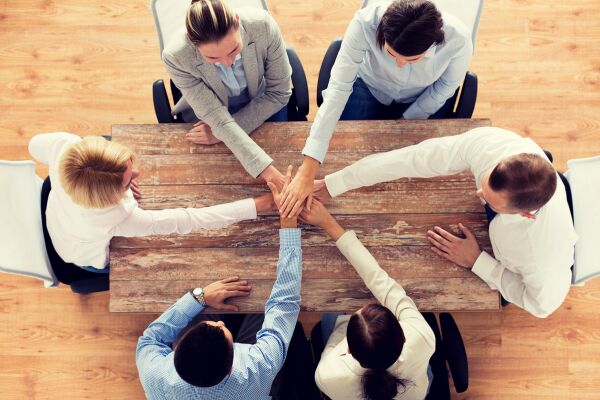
[186,0,239,45]
[347,303,410,400]
[488,153,557,211]
[376,0,444,56]
[174,321,233,387]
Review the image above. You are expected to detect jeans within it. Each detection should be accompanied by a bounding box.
[80,264,110,274]
[340,78,456,120]
[320,312,343,344]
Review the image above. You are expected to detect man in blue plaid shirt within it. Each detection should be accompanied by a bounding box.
[136,166,304,400]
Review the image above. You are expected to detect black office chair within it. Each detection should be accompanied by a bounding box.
[316,37,478,119]
[310,312,468,400]
[40,177,109,294]
[153,46,309,123]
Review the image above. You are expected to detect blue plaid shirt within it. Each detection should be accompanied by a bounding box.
[136,229,302,400]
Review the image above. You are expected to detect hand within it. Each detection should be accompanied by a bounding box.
[427,223,481,269]
[312,179,331,202]
[130,180,142,200]
[280,162,318,218]
[202,276,252,312]
[259,165,286,192]
[299,199,332,228]
[267,165,298,228]
[186,122,221,145]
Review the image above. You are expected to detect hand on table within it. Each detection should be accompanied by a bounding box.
[186,122,221,145]
[130,180,142,200]
[203,276,252,312]
[427,223,481,269]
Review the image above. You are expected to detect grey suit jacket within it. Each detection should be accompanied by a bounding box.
[162,8,292,178]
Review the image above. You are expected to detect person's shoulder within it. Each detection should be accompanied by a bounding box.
[441,13,472,47]
[239,8,271,32]
[162,29,195,62]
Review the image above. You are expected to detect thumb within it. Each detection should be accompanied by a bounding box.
[458,223,473,238]
[306,193,313,211]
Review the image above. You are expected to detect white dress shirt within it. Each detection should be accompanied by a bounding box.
[29,132,257,269]
[315,230,435,400]
[303,1,473,163]
[324,127,577,318]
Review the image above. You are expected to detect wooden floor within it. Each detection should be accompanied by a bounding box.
[1,0,599,398]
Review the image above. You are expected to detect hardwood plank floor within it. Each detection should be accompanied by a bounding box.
[1,0,599,398]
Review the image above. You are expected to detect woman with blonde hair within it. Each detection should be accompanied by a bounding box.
[29,132,273,275]
[162,0,292,190]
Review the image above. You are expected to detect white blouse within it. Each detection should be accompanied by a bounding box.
[29,132,257,269]
[315,231,435,400]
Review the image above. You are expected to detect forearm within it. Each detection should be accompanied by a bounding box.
[232,88,291,134]
[320,215,345,241]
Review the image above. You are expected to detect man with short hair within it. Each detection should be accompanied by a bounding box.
[136,167,305,399]
[314,127,577,318]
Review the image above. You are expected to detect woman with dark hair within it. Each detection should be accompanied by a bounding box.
[163,0,292,188]
[280,0,473,218]
[301,200,435,399]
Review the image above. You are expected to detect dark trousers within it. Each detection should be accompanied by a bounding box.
[340,78,455,120]
[175,313,320,400]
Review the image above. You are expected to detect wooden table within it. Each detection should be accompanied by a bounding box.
[109,119,500,313]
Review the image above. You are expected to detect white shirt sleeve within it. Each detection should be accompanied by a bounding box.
[324,128,489,197]
[302,14,369,163]
[336,230,429,323]
[472,249,571,318]
[29,132,81,166]
[112,198,257,237]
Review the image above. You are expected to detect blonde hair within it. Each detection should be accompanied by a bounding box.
[59,136,134,209]
[186,0,239,45]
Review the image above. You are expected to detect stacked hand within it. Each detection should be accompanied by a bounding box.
[203,276,252,312]
[267,165,298,228]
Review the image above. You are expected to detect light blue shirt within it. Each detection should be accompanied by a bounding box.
[303,2,473,163]
[215,53,251,109]
[136,229,302,400]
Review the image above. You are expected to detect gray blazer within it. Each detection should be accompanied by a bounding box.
[163,8,292,178]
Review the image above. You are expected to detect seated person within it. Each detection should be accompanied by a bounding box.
[313,127,577,318]
[136,166,305,399]
[281,0,473,216]
[29,132,273,272]
[300,200,435,400]
[163,0,292,187]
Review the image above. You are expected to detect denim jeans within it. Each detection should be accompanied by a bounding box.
[340,78,455,120]
[80,264,110,274]
[320,312,343,344]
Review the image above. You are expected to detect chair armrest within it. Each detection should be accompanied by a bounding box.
[454,71,478,118]
[286,46,309,120]
[153,80,175,123]
[316,38,342,107]
[440,313,469,393]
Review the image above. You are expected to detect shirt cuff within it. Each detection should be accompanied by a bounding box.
[335,230,356,251]
[471,251,500,284]
[177,292,205,318]
[324,170,349,198]
[279,228,301,248]
[302,138,327,164]
[249,156,274,179]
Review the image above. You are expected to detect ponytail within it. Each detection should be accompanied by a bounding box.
[186,0,239,45]
[363,368,409,400]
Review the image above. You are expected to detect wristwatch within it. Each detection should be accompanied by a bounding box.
[191,287,206,306]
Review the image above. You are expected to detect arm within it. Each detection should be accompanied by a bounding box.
[28,132,81,165]
[403,39,473,119]
[472,250,572,318]
[251,228,302,373]
[136,293,203,375]
[113,197,260,237]
[163,52,272,178]
[231,12,292,134]
[279,15,369,216]
[324,128,493,198]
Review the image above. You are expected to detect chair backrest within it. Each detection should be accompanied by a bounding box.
[0,160,57,287]
[566,155,600,284]
[151,0,269,56]
[361,0,483,50]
